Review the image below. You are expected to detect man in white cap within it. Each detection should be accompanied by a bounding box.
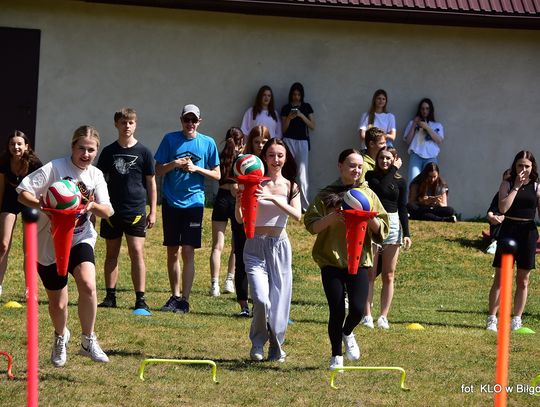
[154,104,220,313]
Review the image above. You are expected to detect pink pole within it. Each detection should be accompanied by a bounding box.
[23,208,39,407]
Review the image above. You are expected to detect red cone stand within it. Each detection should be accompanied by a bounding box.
[343,209,378,275]
[236,174,269,239]
[42,207,82,276]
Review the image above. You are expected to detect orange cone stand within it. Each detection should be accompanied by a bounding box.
[343,209,378,275]
[494,239,517,407]
[42,207,82,277]
[236,175,269,239]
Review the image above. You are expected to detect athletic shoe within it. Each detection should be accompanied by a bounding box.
[209,284,220,297]
[175,298,190,314]
[486,315,498,332]
[511,316,522,331]
[238,307,250,318]
[344,293,349,310]
[377,316,390,329]
[486,240,497,254]
[134,298,150,311]
[51,328,70,367]
[223,277,235,294]
[250,345,264,361]
[79,333,109,362]
[361,316,374,329]
[329,355,344,371]
[161,295,181,312]
[342,332,360,361]
[97,295,116,308]
[268,347,286,362]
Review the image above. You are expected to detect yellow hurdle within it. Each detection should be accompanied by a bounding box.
[530,374,540,397]
[138,359,218,383]
[329,366,410,391]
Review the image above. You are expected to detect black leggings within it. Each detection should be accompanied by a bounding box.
[321,266,369,356]
[232,220,248,302]
[407,202,455,222]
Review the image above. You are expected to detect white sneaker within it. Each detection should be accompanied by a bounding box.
[80,333,109,362]
[511,316,522,331]
[361,316,374,329]
[223,277,235,294]
[486,315,498,332]
[329,355,344,371]
[486,241,497,254]
[250,345,264,361]
[51,328,70,367]
[377,316,390,329]
[344,292,349,310]
[209,284,220,297]
[342,333,360,361]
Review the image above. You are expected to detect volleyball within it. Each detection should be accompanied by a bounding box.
[342,188,373,211]
[45,180,82,210]
[233,154,264,177]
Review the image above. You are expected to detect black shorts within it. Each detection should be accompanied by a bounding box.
[211,188,235,222]
[37,243,95,290]
[162,200,203,248]
[100,213,147,239]
[493,219,538,270]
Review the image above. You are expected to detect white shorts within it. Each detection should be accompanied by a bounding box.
[382,212,402,245]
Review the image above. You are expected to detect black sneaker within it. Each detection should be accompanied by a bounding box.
[98,296,117,308]
[174,298,189,314]
[161,296,180,312]
[238,307,250,318]
[134,298,150,311]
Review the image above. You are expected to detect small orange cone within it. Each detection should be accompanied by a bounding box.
[343,209,378,275]
[236,175,269,239]
[43,207,82,276]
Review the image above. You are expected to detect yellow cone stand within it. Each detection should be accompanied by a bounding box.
[138,359,218,383]
[330,366,410,391]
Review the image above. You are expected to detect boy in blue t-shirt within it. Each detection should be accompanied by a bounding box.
[154,104,220,313]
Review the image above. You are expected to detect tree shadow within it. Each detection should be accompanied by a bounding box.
[445,237,487,251]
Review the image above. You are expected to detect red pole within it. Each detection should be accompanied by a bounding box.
[22,208,39,407]
[494,239,517,407]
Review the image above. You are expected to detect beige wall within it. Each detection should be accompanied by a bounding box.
[2,0,540,218]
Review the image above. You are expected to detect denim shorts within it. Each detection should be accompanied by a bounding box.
[382,212,402,245]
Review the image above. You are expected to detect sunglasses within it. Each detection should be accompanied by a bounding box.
[182,117,199,124]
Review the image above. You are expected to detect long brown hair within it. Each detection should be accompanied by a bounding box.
[368,89,388,125]
[0,130,41,174]
[220,127,244,179]
[374,146,401,179]
[510,150,538,184]
[417,162,446,198]
[252,85,278,122]
[260,138,299,202]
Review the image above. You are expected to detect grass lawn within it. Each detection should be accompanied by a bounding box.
[1,208,540,406]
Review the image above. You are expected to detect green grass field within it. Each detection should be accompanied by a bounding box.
[1,209,539,406]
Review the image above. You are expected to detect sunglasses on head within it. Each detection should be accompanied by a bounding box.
[182,116,199,124]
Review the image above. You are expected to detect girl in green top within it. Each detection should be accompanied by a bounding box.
[304,148,388,372]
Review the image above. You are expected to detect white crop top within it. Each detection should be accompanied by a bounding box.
[255,195,289,228]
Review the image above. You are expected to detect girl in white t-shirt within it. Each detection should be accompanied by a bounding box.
[241,85,282,139]
[17,125,114,368]
[403,98,444,183]
[358,89,396,148]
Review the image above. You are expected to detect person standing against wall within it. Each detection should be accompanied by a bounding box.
[281,82,315,213]
[155,104,220,313]
[241,85,282,139]
[96,108,157,311]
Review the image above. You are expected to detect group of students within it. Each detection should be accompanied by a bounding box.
[1,86,534,371]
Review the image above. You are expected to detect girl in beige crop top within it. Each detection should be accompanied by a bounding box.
[235,139,302,236]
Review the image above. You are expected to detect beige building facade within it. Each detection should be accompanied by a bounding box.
[1,0,539,218]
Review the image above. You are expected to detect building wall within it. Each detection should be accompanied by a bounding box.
[2,0,540,218]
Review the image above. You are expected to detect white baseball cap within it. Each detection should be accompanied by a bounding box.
[181,104,201,119]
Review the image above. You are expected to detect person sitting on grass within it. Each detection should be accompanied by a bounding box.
[407,162,456,222]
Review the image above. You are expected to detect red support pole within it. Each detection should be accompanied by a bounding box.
[494,239,517,407]
[22,208,39,407]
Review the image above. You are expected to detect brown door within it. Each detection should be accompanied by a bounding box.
[0,27,40,149]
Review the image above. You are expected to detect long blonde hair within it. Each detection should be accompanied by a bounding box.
[71,125,100,148]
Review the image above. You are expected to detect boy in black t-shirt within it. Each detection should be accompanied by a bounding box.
[97,108,157,311]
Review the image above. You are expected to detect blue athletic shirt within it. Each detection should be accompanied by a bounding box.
[154,131,219,208]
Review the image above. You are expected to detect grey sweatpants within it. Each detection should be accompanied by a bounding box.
[244,233,292,355]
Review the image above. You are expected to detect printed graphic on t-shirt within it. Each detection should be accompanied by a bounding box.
[113,154,138,175]
[175,151,201,165]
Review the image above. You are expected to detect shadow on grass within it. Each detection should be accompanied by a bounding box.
[40,371,78,382]
[444,237,486,251]
[107,349,145,357]
[436,308,487,316]
[393,319,482,330]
